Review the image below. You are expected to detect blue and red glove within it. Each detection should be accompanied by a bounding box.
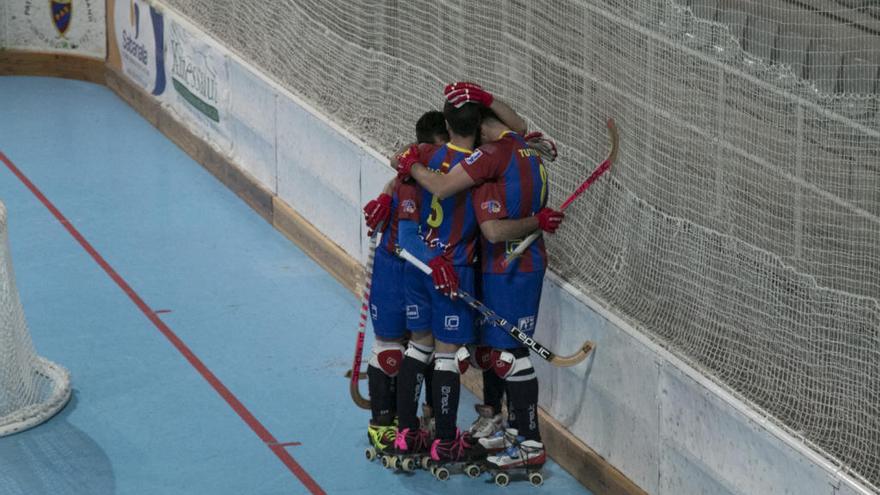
[444,82,494,108]
[363,193,392,236]
[428,255,459,298]
[396,144,420,180]
[536,208,565,233]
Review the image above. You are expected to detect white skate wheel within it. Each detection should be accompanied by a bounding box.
[494,472,510,487]
[434,467,450,481]
[402,457,416,472]
[365,447,376,461]
[529,472,544,486]
[420,457,432,470]
[465,464,481,478]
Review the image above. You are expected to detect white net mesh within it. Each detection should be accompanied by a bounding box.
[0,201,71,437]
[161,0,880,489]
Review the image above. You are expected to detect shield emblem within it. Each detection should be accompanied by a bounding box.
[50,0,72,36]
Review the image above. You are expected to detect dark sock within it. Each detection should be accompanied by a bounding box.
[482,368,505,413]
[389,376,398,417]
[505,347,540,441]
[432,354,461,440]
[423,360,434,409]
[367,365,395,425]
[395,356,429,430]
[507,376,540,441]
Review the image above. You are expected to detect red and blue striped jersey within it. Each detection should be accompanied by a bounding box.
[378,177,405,254]
[467,132,549,273]
[398,143,479,266]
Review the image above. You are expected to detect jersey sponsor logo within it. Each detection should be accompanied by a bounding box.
[481,200,502,214]
[370,304,378,320]
[425,235,451,252]
[401,199,416,214]
[406,305,420,320]
[517,315,536,333]
[464,149,483,165]
[444,315,460,331]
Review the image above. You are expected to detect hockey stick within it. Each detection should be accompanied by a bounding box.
[396,249,594,367]
[504,118,619,266]
[349,223,384,410]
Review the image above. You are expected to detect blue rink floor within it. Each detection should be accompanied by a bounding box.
[0,77,591,495]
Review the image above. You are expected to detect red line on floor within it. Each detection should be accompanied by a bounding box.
[1,151,326,495]
[271,441,303,448]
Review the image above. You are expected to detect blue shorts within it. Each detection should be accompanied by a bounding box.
[368,248,408,339]
[404,262,476,345]
[480,270,545,349]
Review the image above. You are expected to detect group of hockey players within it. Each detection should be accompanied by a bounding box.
[360,82,565,482]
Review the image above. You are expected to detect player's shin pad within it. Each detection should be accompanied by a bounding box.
[396,248,595,367]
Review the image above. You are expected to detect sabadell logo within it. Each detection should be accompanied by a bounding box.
[122,1,148,65]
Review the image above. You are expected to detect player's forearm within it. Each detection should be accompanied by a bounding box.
[481,217,539,244]
[490,99,527,136]
[398,220,436,263]
[412,164,452,199]
[411,163,476,200]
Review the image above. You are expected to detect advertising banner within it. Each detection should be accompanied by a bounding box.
[164,14,231,151]
[107,0,165,96]
[4,0,105,57]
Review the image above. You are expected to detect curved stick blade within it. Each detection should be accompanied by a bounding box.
[344,368,368,380]
[350,378,371,409]
[606,118,619,165]
[549,340,595,367]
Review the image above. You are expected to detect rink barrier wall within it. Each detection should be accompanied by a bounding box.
[2,1,877,493]
[0,51,105,85]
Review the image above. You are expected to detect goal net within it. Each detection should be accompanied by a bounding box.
[161,0,880,489]
[0,201,71,436]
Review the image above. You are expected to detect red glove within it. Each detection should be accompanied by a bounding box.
[428,255,459,297]
[536,208,565,233]
[444,81,494,108]
[396,144,420,179]
[363,193,392,236]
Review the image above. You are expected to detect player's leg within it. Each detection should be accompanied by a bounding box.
[469,271,505,438]
[421,355,435,437]
[366,249,407,452]
[427,265,482,463]
[468,343,505,439]
[481,270,547,469]
[391,263,435,456]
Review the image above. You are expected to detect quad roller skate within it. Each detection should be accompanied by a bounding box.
[468,404,504,440]
[365,422,397,462]
[428,429,488,481]
[478,427,519,453]
[485,438,547,487]
[381,427,432,472]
